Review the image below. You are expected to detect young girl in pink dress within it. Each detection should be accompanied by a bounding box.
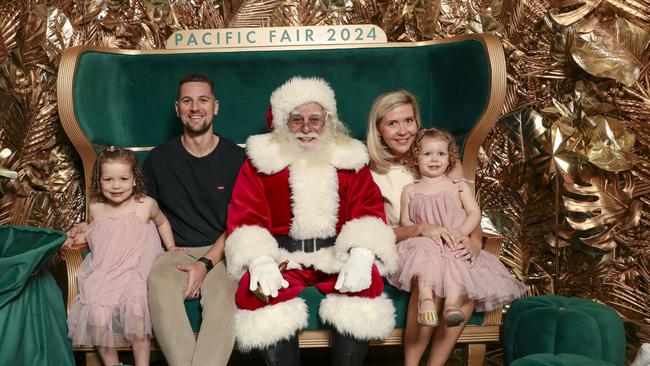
[388,128,527,329]
[64,147,182,366]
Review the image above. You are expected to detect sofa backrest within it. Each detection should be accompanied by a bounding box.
[57,33,505,195]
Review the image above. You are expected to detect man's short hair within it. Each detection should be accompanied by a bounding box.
[178,74,216,98]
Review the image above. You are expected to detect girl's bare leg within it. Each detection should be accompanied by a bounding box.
[132,335,151,366]
[97,346,119,365]
[425,296,475,366]
[417,278,437,320]
[404,278,437,366]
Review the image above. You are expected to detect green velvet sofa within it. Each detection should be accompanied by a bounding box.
[58,31,507,366]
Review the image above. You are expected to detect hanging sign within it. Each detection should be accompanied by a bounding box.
[166,25,387,49]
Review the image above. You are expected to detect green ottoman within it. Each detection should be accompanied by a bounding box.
[511,353,615,366]
[503,295,625,366]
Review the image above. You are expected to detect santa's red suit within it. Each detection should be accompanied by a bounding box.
[225,130,397,351]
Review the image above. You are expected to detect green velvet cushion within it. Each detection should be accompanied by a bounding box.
[510,353,615,366]
[296,282,484,330]
[73,40,490,149]
[183,281,485,333]
[503,295,625,366]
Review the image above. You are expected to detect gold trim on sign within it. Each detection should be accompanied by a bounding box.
[59,33,501,56]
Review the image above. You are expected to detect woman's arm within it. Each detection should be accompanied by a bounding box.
[395,187,422,241]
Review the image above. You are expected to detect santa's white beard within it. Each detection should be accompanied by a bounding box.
[283,128,334,156]
[293,131,321,148]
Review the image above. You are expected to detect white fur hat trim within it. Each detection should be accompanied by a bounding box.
[270,76,337,130]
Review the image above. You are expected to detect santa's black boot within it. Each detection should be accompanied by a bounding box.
[331,331,369,366]
[259,334,301,366]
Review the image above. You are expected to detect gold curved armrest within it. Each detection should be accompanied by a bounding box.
[62,244,88,315]
[481,234,504,327]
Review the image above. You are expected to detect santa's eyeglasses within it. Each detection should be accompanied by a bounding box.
[287,113,327,129]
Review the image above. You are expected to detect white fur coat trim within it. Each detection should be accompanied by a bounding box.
[335,217,398,275]
[235,298,308,352]
[319,294,395,340]
[225,225,280,280]
[631,343,650,366]
[288,160,338,239]
[245,133,368,175]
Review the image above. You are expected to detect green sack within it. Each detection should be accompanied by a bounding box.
[0,226,75,366]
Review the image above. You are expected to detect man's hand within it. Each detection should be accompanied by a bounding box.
[177,262,208,299]
[248,256,289,298]
[334,247,374,293]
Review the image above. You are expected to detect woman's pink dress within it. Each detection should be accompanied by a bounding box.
[67,212,163,346]
[387,185,527,312]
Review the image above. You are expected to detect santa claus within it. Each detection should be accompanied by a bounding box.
[225,76,397,365]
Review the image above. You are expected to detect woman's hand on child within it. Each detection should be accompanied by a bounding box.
[419,224,454,246]
[448,230,465,247]
[453,236,479,263]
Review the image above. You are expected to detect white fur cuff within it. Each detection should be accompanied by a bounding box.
[225,225,279,279]
[235,298,308,352]
[319,294,395,340]
[335,217,397,275]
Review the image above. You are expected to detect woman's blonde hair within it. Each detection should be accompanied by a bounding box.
[406,128,459,179]
[366,89,421,174]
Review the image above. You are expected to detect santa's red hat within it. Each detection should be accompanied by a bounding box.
[268,76,337,131]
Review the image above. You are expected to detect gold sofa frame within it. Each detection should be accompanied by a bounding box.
[58,32,506,366]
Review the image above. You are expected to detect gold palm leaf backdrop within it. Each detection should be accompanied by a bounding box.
[0,0,648,354]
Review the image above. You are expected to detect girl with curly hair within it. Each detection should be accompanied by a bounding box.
[387,128,526,360]
[64,146,182,366]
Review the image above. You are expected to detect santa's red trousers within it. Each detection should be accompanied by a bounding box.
[235,265,384,310]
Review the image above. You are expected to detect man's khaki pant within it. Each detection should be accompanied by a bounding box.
[148,246,236,366]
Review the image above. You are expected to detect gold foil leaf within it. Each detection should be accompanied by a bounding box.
[528,120,588,185]
[45,7,74,62]
[571,17,650,87]
[563,169,639,250]
[0,148,17,179]
[583,115,635,172]
[0,7,19,63]
[478,13,505,36]
[549,0,602,26]
[414,0,439,39]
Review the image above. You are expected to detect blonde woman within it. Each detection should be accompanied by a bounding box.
[367,90,482,366]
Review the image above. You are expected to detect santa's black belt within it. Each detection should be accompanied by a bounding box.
[274,235,336,253]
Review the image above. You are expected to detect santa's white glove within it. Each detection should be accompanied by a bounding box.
[248,256,289,298]
[334,247,375,293]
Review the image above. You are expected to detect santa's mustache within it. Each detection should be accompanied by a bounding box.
[293,132,320,141]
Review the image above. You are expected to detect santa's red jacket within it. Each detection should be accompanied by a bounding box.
[225,132,397,281]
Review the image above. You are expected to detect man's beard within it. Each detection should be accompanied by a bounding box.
[183,120,212,136]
